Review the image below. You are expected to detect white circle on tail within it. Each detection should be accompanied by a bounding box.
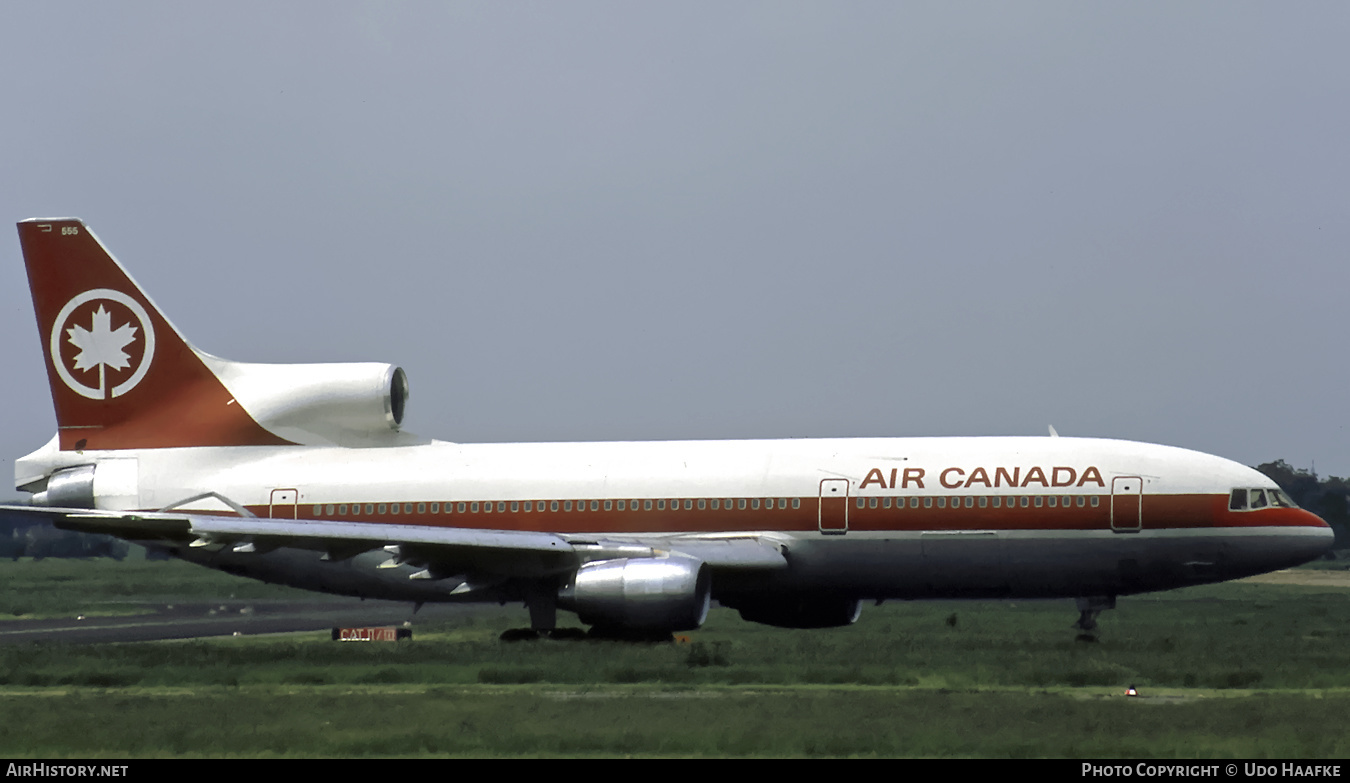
[50,288,156,400]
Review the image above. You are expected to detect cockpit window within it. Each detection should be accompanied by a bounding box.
[1270,489,1297,508]
[1231,487,1298,511]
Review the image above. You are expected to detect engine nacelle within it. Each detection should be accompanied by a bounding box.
[204,358,411,446]
[30,460,139,510]
[558,555,711,632]
[731,595,863,629]
[31,465,95,508]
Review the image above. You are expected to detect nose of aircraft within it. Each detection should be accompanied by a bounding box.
[1222,507,1336,580]
[1306,508,1336,544]
[1275,509,1337,569]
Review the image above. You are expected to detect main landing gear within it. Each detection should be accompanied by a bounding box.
[1073,595,1116,642]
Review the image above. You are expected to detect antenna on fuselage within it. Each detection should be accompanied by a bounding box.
[1048,425,1060,437]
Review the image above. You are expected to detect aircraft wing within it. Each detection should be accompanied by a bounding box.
[0,505,788,575]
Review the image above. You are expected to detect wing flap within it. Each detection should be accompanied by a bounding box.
[573,535,788,569]
[1,505,192,542]
[2,504,574,557]
[2,505,785,573]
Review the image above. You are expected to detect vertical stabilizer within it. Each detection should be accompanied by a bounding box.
[17,218,293,450]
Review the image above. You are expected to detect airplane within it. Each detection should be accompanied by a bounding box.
[4,217,1335,638]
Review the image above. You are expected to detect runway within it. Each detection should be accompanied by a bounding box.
[0,599,500,644]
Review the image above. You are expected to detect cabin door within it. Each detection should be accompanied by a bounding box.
[1110,476,1142,532]
[819,479,849,534]
[269,488,299,519]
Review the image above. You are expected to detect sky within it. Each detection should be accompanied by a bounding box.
[2,3,1348,485]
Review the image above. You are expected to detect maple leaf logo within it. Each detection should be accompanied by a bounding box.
[50,289,157,401]
[66,305,139,398]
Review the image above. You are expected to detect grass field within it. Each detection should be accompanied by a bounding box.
[1,556,1347,757]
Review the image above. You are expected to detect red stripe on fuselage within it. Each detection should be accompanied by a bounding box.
[231,494,1328,534]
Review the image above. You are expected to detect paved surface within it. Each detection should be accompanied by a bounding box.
[1240,568,1350,588]
[0,600,504,644]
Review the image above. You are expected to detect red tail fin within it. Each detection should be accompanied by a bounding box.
[18,218,292,450]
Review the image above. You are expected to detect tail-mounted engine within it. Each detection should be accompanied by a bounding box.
[29,460,139,510]
[557,555,711,632]
[205,359,413,447]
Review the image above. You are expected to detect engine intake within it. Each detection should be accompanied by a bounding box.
[206,359,412,446]
[558,555,711,632]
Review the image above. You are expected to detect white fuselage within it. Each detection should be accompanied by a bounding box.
[18,434,1334,604]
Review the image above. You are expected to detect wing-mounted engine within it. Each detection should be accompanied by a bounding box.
[557,554,711,632]
[203,357,421,447]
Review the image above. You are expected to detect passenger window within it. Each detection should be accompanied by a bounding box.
[792,498,800,509]
[964,497,974,508]
[978,497,987,508]
[698,499,706,510]
[458,502,467,513]
[752,499,761,510]
[923,497,932,508]
[937,497,946,509]
[739,499,748,510]
[869,497,877,509]
[338,504,348,515]
[1020,497,1029,508]
[644,500,652,511]
[604,500,612,511]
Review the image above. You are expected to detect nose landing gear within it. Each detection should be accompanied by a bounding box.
[1074,595,1116,641]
